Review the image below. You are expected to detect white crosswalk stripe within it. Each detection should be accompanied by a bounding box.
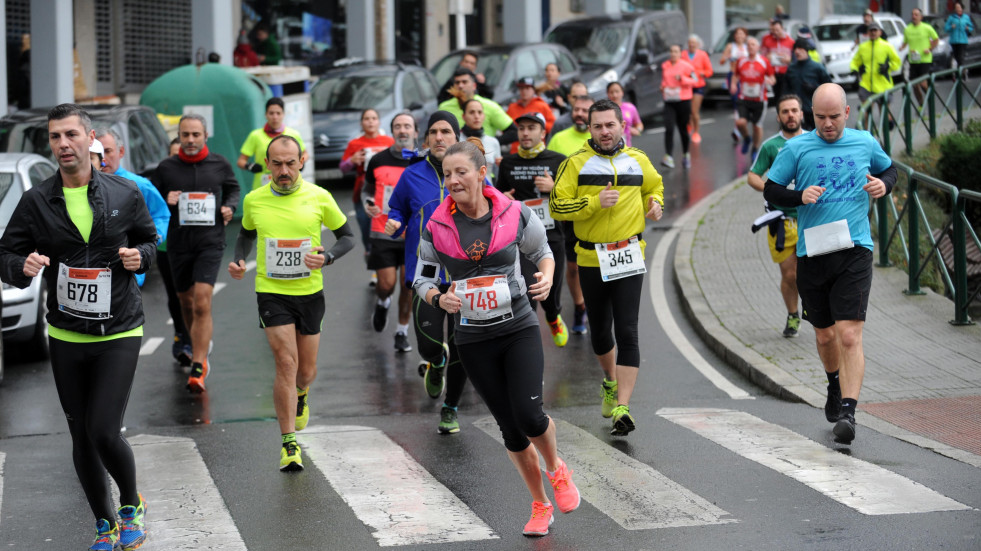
[139,337,165,356]
[474,416,736,529]
[657,408,972,515]
[128,434,247,550]
[0,451,5,534]
[300,424,499,547]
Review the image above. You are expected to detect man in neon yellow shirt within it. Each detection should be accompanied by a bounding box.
[237,97,307,190]
[437,68,515,138]
[228,135,354,471]
[900,8,939,105]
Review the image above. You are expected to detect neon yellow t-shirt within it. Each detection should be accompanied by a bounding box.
[50,184,142,343]
[241,178,348,295]
[240,127,307,190]
[903,22,939,64]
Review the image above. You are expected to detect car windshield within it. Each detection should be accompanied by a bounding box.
[311,74,396,112]
[546,24,631,66]
[0,122,54,161]
[431,52,510,89]
[711,28,771,53]
[0,171,23,228]
[813,23,860,42]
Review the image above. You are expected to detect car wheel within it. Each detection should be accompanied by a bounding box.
[29,286,49,360]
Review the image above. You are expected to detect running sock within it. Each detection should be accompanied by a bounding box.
[840,398,857,416]
[282,432,297,445]
[296,386,308,396]
[575,303,586,313]
[396,323,409,335]
[378,296,392,308]
[442,404,457,411]
[827,370,840,390]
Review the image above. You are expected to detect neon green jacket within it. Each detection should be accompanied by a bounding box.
[850,37,901,94]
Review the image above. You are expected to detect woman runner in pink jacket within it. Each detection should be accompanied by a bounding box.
[660,44,698,169]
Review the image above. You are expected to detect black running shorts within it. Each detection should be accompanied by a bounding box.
[257,291,326,335]
[367,237,405,270]
[797,247,873,329]
[170,246,224,292]
[737,99,767,125]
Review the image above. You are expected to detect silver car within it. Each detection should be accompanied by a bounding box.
[0,153,58,360]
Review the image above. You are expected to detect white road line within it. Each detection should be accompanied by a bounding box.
[658,408,972,515]
[213,282,227,294]
[127,434,247,549]
[0,452,5,534]
[166,318,173,326]
[245,260,256,272]
[649,214,754,399]
[644,127,666,135]
[301,425,498,547]
[139,337,164,356]
[474,417,735,529]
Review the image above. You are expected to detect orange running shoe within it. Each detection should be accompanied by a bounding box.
[187,361,209,393]
[691,132,702,144]
[546,459,581,513]
[522,501,554,537]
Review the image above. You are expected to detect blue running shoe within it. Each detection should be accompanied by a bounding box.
[741,135,752,155]
[117,493,147,550]
[89,519,119,551]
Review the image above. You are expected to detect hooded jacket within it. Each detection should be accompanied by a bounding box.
[850,37,901,94]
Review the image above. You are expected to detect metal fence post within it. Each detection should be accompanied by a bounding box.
[956,68,964,131]
[952,193,972,325]
[928,75,937,138]
[905,176,921,291]
[904,83,913,155]
[882,91,892,155]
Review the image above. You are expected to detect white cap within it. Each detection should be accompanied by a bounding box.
[89,138,104,157]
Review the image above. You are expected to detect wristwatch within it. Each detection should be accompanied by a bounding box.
[324,252,336,266]
[431,292,443,310]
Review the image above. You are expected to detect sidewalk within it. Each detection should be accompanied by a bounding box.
[674,177,981,468]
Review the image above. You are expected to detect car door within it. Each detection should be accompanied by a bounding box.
[629,21,659,113]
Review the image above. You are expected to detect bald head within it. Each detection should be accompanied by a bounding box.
[812,83,849,142]
[812,83,847,112]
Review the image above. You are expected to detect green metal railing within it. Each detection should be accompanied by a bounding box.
[859,63,980,325]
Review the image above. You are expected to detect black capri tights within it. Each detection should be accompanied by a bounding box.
[455,325,549,452]
[49,336,142,522]
[577,267,643,367]
[413,284,467,408]
[663,100,692,157]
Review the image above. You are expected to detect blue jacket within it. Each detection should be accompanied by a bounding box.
[115,167,170,286]
[945,13,974,45]
[387,156,449,286]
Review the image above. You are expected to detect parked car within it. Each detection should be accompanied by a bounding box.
[0,153,58,360]
[430,43,581,107]
[545,10,688,119]
[813,13,908,87]
[311,60,440,183]
[0,105,170,179]
[705,19,824,102]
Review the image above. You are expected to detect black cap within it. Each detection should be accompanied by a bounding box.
[452,67,477,80]
[514,111,546,128]
[427,110,460,136]
[515,77,536,88]
[794,37,811,51]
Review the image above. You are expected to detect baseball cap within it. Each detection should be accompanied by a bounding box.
[89,138,104,157]
[515,77,536,88]
[863,8,874,16]
[515,111,546,127]
[867,22,883,32]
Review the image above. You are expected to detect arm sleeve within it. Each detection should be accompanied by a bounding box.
[495,156,514,191]
[518,205,554,265]
[362,158,378,210]
[763,178,805,207]
[325,222,355,260]
[233,227,258,262]
[549,157,600,221]
[412,228,443,301]
[0,196,37,289]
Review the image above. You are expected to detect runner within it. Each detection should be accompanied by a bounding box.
[550,99,664,436]
[720,26,750,142]
[385,111,470,434]
[0,103,154,550]
[237,97,307,191]
[659,44,698,169]
[496,111,569,346]
[156,113,240,393]
[341,108,394,270]
[746,94,805,338]
[460,99,502,182]
[228,135,354,471]
[731,36,776,162]
[414,137,580,536]
[363,112,418,351]
[605,82,642,148]
[763,83,897,444]
[761,18,795,101]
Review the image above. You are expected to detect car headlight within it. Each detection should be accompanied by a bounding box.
[588,69,619,94]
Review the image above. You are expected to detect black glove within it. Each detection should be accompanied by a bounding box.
[878,61,890,77]
[856,64,866,77]
[245,162,263,174]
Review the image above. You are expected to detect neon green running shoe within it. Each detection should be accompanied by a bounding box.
[280,441,304,472]
[295,387,310,431]
[601,379,618,418]
[548,315,569,347]
[117,493,147,550]
[424,363,446,399]
[438,405,460,434]
[610,405,636,436]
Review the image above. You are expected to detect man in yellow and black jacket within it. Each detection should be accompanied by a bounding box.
[850,22,901,127]
[549,98,664,437]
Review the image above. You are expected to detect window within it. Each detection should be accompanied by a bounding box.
[401,71,424,108]
[126,117,149,174]
[513,50,538,82]
[534,48,559,75]
[29,163,55,183]
[558,51,577,74]
[413,71,438,103]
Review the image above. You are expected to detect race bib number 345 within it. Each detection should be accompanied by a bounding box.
[179,192,216,226]
[595,236,647,282]
[57,265,112,319]
[455,275,513,326]
[265,238,313,279]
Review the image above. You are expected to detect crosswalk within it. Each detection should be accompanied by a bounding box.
[0,412,972,548]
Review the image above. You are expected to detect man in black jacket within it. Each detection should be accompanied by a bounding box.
[155,114,240,393]
[0,103,156,550]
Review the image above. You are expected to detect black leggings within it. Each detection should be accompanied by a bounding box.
[577,267,644,367]
[49,336,141,522]
[157,249,187,336]
[520,236,565,321]
[455,325,549,452]
[413,285,468,408]
[663,100,692,157]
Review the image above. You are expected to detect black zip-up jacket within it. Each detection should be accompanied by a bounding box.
[0,168,157,336]
[154,152,240,252]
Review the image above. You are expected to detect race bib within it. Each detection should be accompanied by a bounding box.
[265,238,313,279]
[910,50,922,62]
[179,192,216,226]
[595,236,647,282]
[382,184,394,215]
[56,265,112,319]
[523,198,554,230]
[769,52,784,67]
[663,86,682,101]
[741,82,762,99]
[803,219,854,257]
[455,275,513,326]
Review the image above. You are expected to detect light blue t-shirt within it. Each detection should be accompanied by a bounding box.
[767,128,892,257]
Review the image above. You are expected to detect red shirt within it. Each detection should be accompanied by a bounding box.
[760,33,795,74]
[342,134,394,201]
[735,55,774,102]
[506,96,556,153]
